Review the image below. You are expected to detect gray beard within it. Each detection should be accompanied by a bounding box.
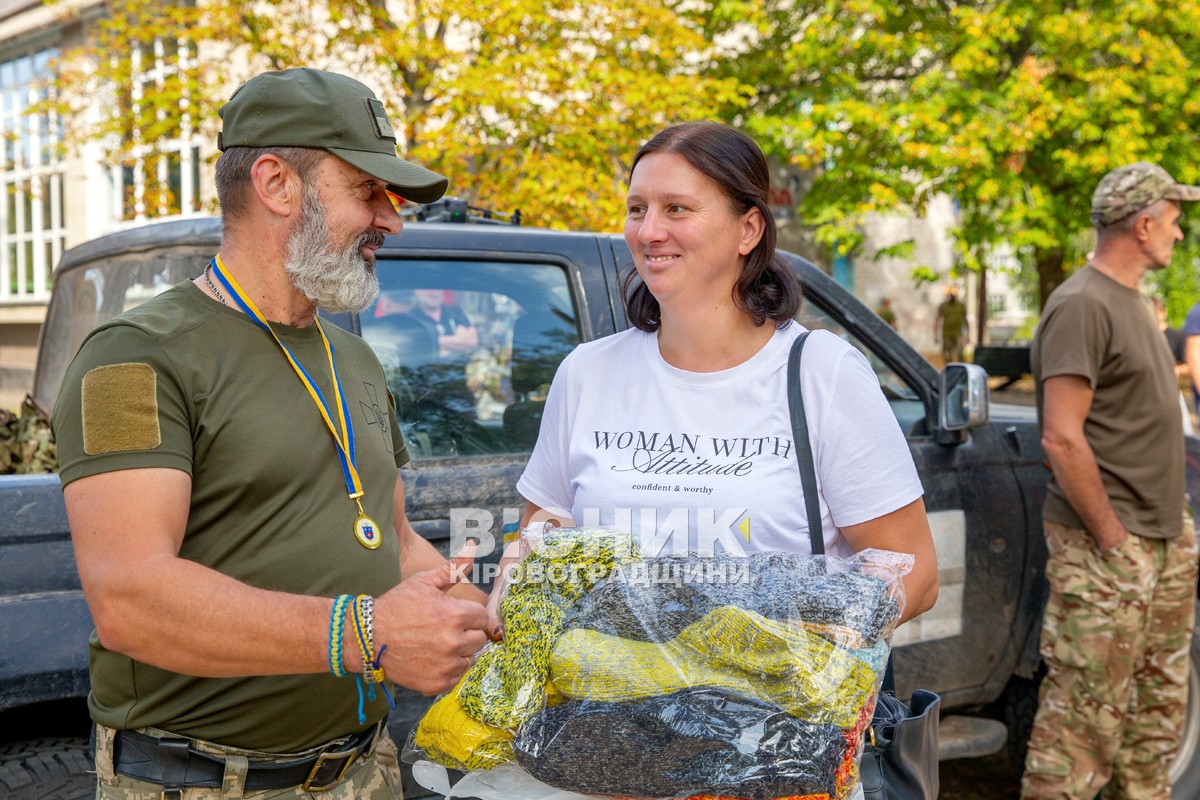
[284,188,383,314]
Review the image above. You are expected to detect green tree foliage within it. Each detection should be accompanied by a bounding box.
[1148,233,1200,327]
[45,0,1200,311]
[47,0,749,230]
[699,0,1200,309]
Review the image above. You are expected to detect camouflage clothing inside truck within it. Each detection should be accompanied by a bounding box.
[0,394,56,475]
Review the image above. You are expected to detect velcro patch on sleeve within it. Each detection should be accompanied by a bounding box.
[81,363,162,455]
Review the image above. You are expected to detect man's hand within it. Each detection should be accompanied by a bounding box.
[483,537,531,641]
[1094,527,1130,553]
[373,561,489,695]
[438,324,479,356]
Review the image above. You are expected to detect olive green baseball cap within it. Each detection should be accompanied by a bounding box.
[1091,162,1200,226]
[218,68,448,204]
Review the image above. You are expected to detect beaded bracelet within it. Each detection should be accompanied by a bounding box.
[349,594,395,724]
[327,594,353,678]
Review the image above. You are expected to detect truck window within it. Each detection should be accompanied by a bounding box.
[35,250,205,409]
[362,258,580,459]
[794,303,927,434]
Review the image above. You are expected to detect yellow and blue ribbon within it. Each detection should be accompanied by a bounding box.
[209,256,364,501]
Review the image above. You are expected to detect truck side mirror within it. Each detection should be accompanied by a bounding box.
[939,363,989,431]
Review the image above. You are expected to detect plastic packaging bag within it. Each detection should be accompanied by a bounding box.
[409,526,640,769]
[407,527,911,800]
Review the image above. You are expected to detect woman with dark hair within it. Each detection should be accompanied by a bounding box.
[621,122,802,333]
[505,121,937,622]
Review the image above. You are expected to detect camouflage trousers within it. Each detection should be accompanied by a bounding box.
[93,722,404,799]
[1021,514,1198,800]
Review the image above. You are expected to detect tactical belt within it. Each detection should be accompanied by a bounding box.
[111,719,382,795]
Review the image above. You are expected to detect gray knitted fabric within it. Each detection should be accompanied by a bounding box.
[566,552,900,645]
[514,687,847,799]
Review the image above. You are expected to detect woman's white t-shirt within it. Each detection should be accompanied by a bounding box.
[517,323,923,559]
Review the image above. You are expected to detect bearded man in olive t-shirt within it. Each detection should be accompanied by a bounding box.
[52,69,493,799]
[1023,163,1200,800]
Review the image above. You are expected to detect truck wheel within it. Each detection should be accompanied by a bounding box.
[1170,599,1200,799]
[1003,673,1039,779]
[0,737,93,799]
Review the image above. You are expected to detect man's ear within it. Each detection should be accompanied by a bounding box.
[249,154,301,218]
[1132,209,1155,243]
[737,205,766,256]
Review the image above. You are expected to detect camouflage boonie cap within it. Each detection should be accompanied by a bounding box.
[1091,162,1200,226]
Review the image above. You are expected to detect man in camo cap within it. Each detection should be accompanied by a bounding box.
[1025,162,1200,800]
[1090,162,1200,228]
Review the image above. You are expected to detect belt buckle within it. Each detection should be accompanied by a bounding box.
[300,748,357,793]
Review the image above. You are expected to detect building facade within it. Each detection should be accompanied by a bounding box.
[0,2,1033,410]
[0,0,206,408]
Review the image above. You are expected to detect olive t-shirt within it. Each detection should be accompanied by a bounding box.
[938,299,967,340]
[1032,266,1184,539]
[53,281,410,751]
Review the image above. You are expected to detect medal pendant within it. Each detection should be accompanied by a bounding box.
[354,513,382,550]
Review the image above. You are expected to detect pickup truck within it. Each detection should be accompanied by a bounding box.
[3,211,1200,799]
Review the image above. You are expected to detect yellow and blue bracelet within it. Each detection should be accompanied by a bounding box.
[327,594,353,678]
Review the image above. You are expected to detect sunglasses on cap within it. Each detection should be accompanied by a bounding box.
[386,190,407,214]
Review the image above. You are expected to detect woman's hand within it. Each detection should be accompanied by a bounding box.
[484,539,524,640]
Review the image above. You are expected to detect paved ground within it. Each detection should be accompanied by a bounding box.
[941,752,1022,799]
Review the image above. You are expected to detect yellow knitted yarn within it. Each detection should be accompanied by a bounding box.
[456,529,640,730]
[458,604,564,729]
[413,674,514,770]
[415,674,567,770]
[551,605,877,728]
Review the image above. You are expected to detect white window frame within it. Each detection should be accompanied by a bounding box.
[0,41,65,304]
[106,37,203,224]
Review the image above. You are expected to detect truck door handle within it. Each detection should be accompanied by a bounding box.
[1005,425,1022,457]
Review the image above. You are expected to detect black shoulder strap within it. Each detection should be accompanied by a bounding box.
[788,330,896,692]
[787,332,824,557]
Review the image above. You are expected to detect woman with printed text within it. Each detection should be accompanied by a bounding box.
[494,122,938,626]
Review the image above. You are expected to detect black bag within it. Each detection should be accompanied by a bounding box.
[788,331,941,800]
[860,688,942,800]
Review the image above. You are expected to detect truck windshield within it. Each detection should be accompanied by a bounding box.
[795,300,925,435]
[362,257,580,459]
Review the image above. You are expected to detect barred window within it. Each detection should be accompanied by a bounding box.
[107,38,203,222]
[0,46,64,303]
